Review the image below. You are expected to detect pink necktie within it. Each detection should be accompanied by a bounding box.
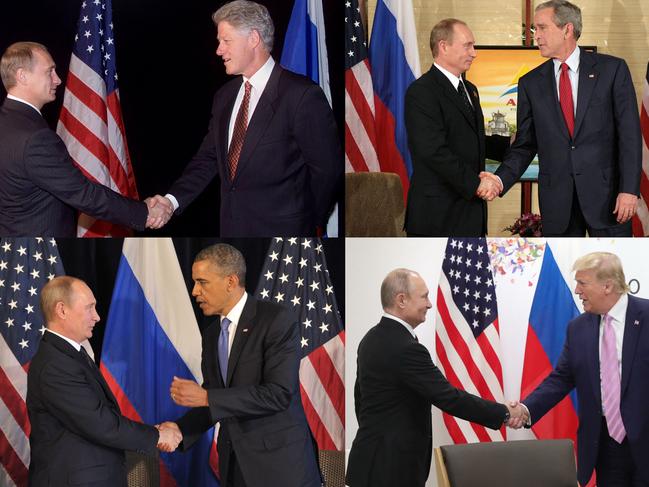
[601,314,626,443]
[559,63,574,137]
[227,81,252,180]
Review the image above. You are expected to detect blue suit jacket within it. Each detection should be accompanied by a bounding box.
[495,50,641,234]
[524,294,649,485]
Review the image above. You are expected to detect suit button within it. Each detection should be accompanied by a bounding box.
[571,146,575,150]
[231,186,236,191]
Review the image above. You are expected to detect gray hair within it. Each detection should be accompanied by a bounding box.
[212,0,274,51]
[536,0,582,40]
[573,252,628,294]
[1,41,49,90]
[195,243,246,286]
[381,268,418,309]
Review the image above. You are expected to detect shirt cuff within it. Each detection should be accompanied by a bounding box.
[165,194,179,211]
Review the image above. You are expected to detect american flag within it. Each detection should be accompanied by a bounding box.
[56,0,138,237]
[434,238,506,443]
[344,0,380,173]
[255,238,345,450]
[632,62,649,236]
[0,238,65,487]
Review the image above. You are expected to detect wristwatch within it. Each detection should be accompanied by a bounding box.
[503,408,510,424]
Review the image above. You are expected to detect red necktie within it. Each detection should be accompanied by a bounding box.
[559,63,574,137]
[228,81,252,180]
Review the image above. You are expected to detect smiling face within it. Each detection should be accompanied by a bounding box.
[19,48,61,109]
[399,274,433,328]
[437,23,476,77]
[215,21,259,78]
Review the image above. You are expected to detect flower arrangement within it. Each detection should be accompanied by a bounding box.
[503,213,542,237]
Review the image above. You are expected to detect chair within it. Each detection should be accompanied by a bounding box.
[345,172,406,236]
[126,450,160,487]
[318,449,345,487]
[434,439,577,487]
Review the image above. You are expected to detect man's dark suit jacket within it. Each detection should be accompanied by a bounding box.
[27,331,158,487]
[404,65,509,236]
[524,294,649,486]
[168,63,342,237]
[175,296,321,487]
[0,98,148,236]
[495,50,641,235]
[346,317,507,487]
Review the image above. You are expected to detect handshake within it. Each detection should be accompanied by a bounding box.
[143,195,175,230]
[504,400,530,429]
[476,171,503,202]
[155,421,183,452]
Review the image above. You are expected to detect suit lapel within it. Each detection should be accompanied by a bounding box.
[538,59,570,141]
[225,297,258,386]
[573,51,597,139]
[44,332,119,408]
[431,66,477,132]
[621,295,642,395]
[232,64,281,183]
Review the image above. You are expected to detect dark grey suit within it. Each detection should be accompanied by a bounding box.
[0,98,148,236]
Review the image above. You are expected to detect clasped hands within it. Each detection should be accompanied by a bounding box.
[155,421,182,452]
[476,172,503,201]
[144,195,174,229]
[505,400,530,429]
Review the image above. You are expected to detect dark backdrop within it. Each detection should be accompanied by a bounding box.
[0,0,343,236]
[56,237,344,362]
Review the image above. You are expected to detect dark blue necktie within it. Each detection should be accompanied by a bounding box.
[218,317,231,384]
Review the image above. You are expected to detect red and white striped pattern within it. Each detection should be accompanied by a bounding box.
[0,335,29,487]
[435,275,506,443]
[632,64,649,236]
[57,54,138,237]
[345,60,380,173]
[299,330,345,450]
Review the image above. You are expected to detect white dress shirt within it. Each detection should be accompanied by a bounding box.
[222,292,248,354]
[434,62,473,108]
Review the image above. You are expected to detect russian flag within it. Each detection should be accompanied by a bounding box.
[99,238,219,487]
[521,245,579,445]
[369,0,421,198]
[280,0,331,106]
[280,0,338,236]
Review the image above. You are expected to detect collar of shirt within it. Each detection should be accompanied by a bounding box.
[46,329,81,352]
[6,94,42,115]
[383,312,418,339]
[552,45,580,77]
[434,62,463,90]
[221,292,248,353]
[227,56,275,147]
